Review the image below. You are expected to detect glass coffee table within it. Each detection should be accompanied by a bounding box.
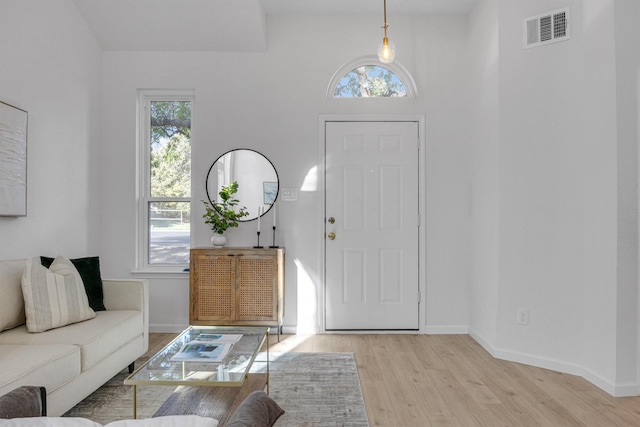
[124,325,269,419]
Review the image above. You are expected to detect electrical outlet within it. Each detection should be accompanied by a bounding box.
[517,307,529,325]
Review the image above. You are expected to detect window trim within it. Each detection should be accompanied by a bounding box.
[135,89,194,274]
[326,55,418,98]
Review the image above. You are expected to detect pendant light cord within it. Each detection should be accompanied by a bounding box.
[382,0,388,38]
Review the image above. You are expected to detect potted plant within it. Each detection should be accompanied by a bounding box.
[202,181,249,247]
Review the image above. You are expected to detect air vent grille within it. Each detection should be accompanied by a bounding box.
[524,7,570,49]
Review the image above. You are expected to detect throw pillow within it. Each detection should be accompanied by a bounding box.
[41,256,106,311]
[22,256,96,333]
[0,386,46,418]
[224,391,285,427]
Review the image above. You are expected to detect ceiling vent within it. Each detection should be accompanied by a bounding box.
[523,7,570,49]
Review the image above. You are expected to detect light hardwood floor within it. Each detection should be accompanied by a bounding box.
[149,333,640,426]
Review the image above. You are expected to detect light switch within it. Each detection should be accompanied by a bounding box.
[281,188,298,201]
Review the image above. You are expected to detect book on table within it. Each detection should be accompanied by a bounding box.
[195,333,242,343]
[171,334,243,363]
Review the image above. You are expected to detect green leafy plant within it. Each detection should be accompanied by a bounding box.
[202,182,249,234]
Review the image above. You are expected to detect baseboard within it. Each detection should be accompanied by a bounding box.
[468,328,639,397]
[150,323,299,335]
[153,323,466,335]
[281,325,297,335]
[424,325,468,334]
[150,323,189,333]
[469,327,583,375]
[581,367,639,397]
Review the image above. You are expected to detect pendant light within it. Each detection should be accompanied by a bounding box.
[377,0,396,63]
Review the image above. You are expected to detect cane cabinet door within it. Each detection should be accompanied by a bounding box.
[190,247,284,328]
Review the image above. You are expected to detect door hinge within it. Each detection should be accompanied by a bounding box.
[417,291,421,303]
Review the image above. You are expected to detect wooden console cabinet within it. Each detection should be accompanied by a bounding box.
[189,247,284,332]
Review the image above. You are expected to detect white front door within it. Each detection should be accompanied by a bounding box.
[325,121,420,330]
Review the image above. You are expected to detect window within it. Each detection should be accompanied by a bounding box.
[137,90,193,272]
[334,65,407,97]
[327,56,417,98]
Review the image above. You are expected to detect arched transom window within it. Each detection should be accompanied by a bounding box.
[335,65,406,97]
[327,56,417,98]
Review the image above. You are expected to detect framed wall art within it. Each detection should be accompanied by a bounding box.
[0,101,28,216]
[263,181,277,204]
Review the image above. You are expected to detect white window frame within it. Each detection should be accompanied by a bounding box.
[135,89,194,274]
[326,55,418,98]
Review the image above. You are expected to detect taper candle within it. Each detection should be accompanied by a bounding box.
[257,206,261,232]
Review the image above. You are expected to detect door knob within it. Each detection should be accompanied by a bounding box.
[328,217,335,224]
[328,232,336,240]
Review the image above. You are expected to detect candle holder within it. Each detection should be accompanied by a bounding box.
[269,226,279,248]
[254,231,263,248]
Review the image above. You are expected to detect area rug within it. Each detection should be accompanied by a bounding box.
[64,352,369,426]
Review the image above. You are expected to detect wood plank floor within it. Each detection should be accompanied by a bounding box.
[149,333,640,426]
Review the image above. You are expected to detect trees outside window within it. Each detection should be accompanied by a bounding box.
[333,65,407,98]
[137,91,193,270]
[327,57,417,99]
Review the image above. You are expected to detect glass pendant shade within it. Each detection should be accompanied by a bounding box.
[378,37,396,63]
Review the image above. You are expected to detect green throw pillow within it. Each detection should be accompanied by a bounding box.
[40,256,106,311]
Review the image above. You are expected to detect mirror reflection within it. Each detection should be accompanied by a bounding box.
[206,149,278,222]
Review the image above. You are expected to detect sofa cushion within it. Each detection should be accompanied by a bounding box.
[0,310,142,372]
[0,259,27,332]
[41,256,106,312]
[22,257,96,333]
[0,345,80,397]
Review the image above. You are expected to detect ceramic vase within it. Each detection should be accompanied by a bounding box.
[211,234,227,247]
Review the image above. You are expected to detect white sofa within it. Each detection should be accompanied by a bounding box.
[0,259,149,417]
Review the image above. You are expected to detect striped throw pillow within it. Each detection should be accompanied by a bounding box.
[21,256,96,333]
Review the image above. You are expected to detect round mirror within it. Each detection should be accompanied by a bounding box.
[206,149,278,222]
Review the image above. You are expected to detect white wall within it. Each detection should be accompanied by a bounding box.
[497,0,593,371]
[468,0,500,347]
[0,0,102,260]
[612,0,639,391]
[99,13,472,334]
[469,0,640,395]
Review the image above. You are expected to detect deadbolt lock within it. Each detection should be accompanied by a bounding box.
[328,217,335,224]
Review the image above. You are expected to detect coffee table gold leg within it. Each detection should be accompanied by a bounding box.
[133,385,137,419]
